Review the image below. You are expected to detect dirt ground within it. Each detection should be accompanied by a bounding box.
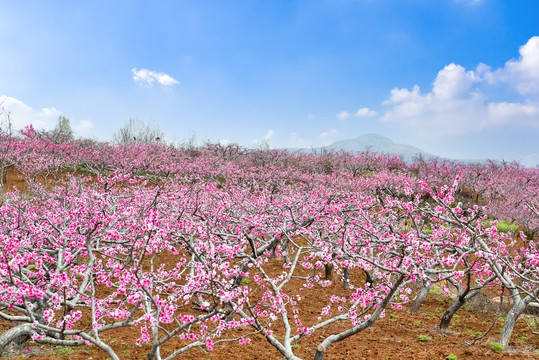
[2,285,538,360]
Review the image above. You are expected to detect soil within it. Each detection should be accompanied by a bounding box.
[1,169,538,360]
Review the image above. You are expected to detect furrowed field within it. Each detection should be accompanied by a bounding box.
[0,127,538,359]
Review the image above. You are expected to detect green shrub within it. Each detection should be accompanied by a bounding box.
[491,342,504,351]
[496,220,518,233]
[481,218,518,233]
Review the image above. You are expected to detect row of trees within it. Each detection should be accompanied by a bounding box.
[0,126,537,359]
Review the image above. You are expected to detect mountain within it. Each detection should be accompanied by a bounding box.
[284,133,432,162]
[325,133,431,161]
[282,134,490,164]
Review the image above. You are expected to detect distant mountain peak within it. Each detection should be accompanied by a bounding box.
[325,133,430,160]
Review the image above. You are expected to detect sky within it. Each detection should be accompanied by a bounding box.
[1,0,538,166]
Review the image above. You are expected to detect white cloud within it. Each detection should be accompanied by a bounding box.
[492,36,539,95]
[132,68,179,87]
[431,63,479,99]
[355,107,377,117]
[0,95,94,135]
[1,95,61,130]
[319,128,339,145]
[487,101,539,126]
[72,119,94,132]
[337,111,350,120]
[252,130,275,148]
[382,66,486,135]
[288,132,311,148]
[381,38,539,136]
[320,128,338,139]
[383,85,422,105]
[264,129,274,141]
[219,139,231,146]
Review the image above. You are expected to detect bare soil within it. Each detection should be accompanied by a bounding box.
[2,285,538,360]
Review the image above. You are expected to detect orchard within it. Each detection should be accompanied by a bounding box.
[0,127,537,359]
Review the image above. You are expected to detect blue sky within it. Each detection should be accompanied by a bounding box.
[1,0,538,165]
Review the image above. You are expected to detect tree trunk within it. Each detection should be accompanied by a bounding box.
[0,164,11,188]
[325,263,333,280]
[0,323,33,356]
[314,344,326,360]
[312,275,405,360]
[439,289,481,330]
[281,237,291,264]
[410,283,430,313]
[440,297,466,330]
[342,267,350,289]
[499,298,527,347]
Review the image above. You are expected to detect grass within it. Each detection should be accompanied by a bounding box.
[418,334,431,342]
[55,346,74,356]
[490,342,505,351]
[467,329,482,337]
[75,164,91,175]
[496,220,519,233]
[446,354,458,360]
[481,218,519,233]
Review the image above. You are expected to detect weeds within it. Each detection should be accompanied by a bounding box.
[55,346,74,356]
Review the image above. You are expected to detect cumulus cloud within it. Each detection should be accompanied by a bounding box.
[319,128,339,145]
[338,107,377,120]
[0,95,94,135]
[1,95,61,129]
[288,132,311,148]
[381,37,539,136]
[132,68,179,87]
[72,119,94,132]
[252,130,275,148]
[337,111,351,120]
[264,129,274,141]
[355,107,377,117]
[489,36,539,95]
[320,128,338,139]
